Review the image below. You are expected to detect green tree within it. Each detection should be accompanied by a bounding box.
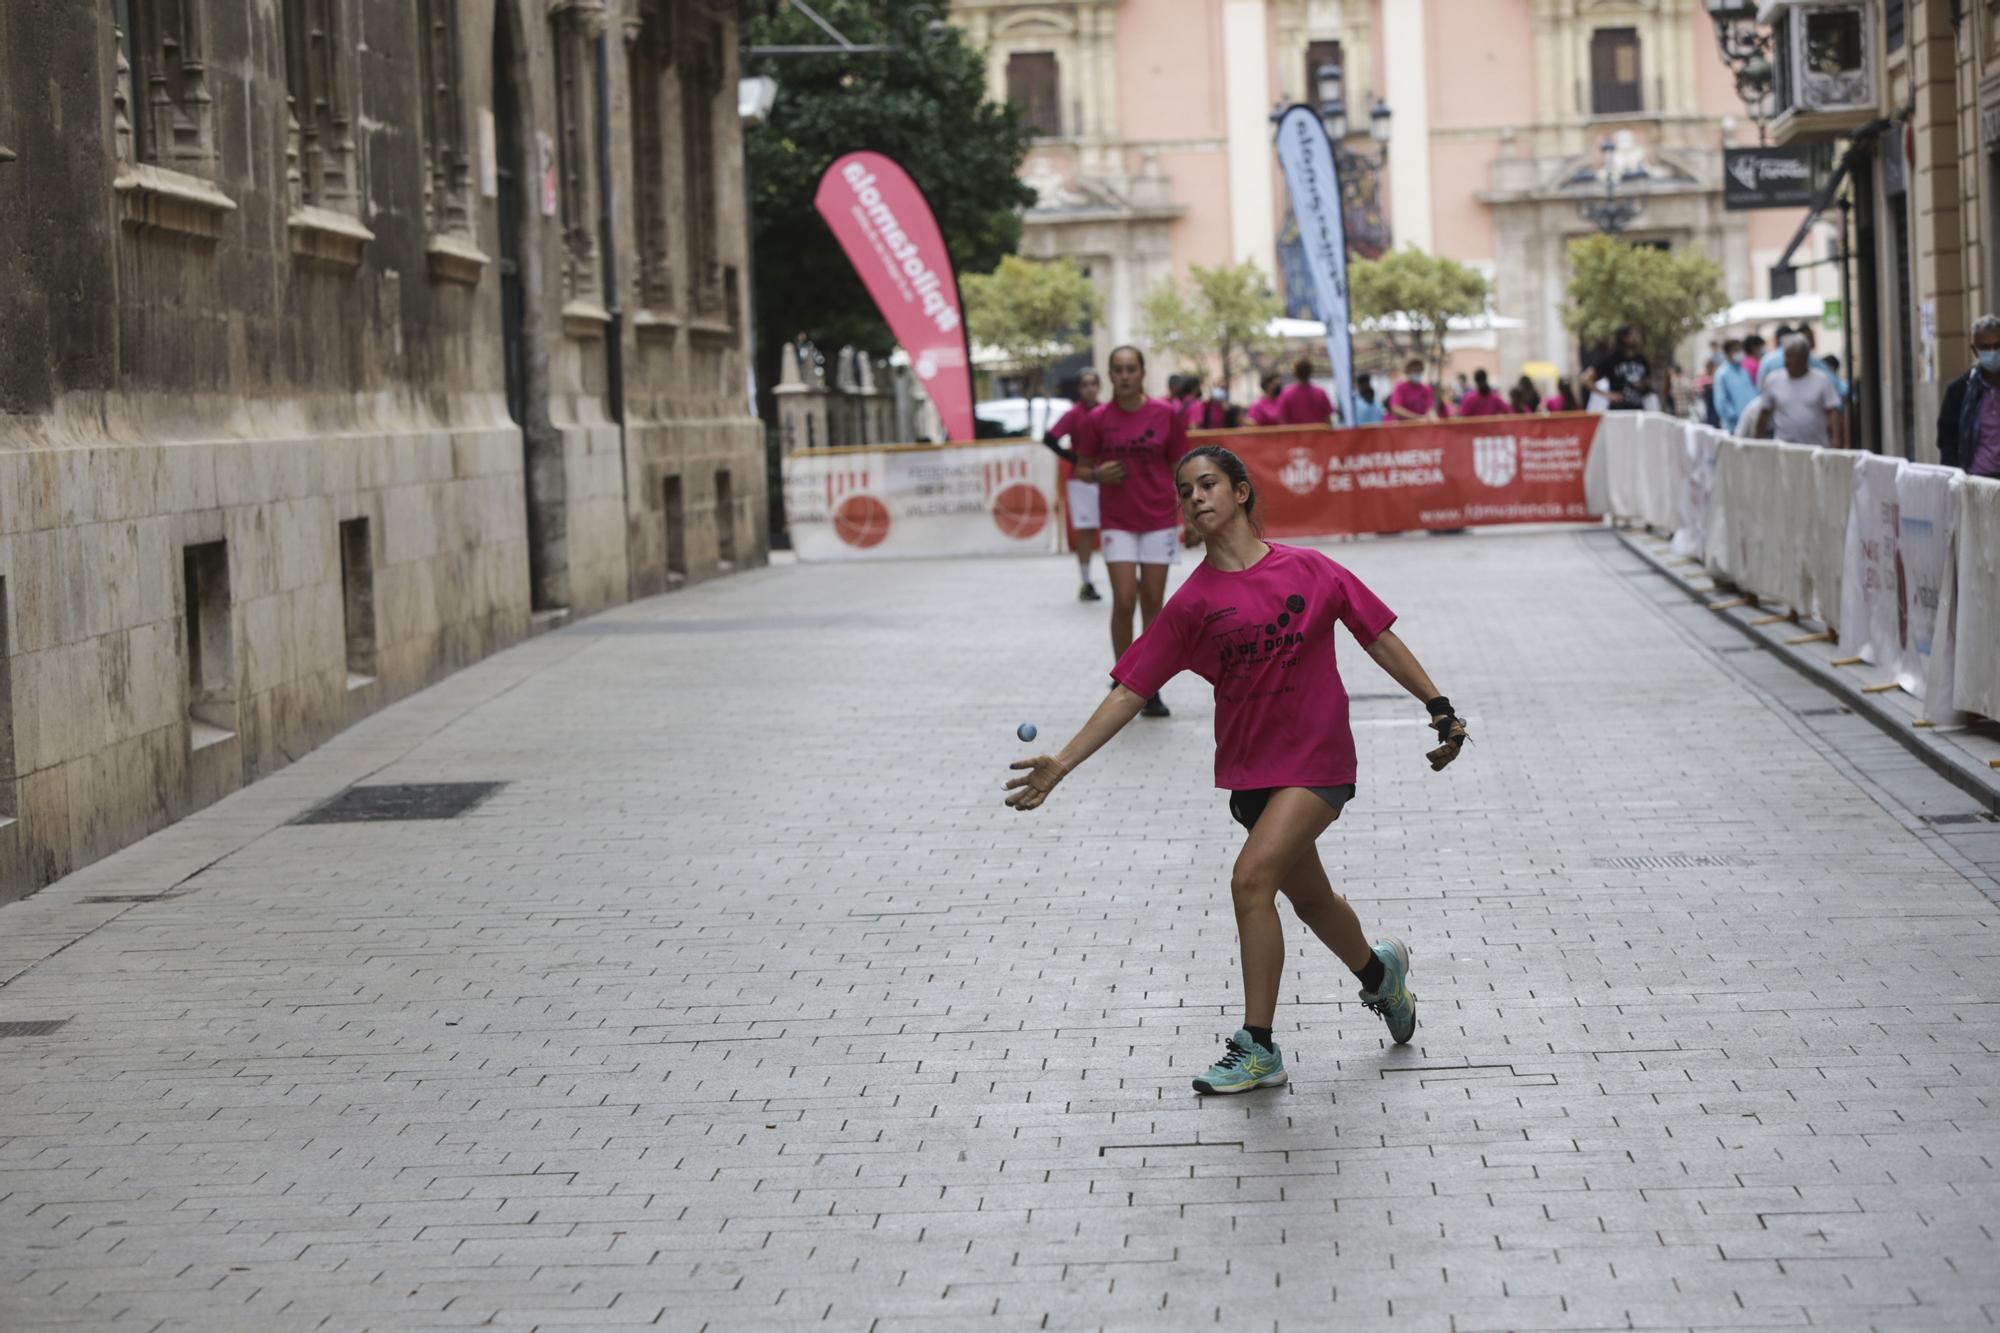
[746,2,1037,393]
[1561,234,1729,373]
[962,256,1101,404]
[1137,261,1282,387]
[1348,247,1490,379]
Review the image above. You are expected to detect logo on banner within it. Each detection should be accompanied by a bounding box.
[1472,436,1518,488]
[984,456,1049,540]
[826,469,892,549]
[1280,447,1324,496]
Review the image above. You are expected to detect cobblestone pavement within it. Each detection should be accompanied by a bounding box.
[2,528,1998,1332]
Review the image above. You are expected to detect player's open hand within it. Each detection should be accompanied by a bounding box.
[1005,755,1069,811]
[1096,460,1128,485]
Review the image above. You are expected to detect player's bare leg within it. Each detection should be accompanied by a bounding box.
[1228,788,1340,1029]
[1278,843,1373,972]
[1106,561,1140,659]
[1075,528,1100,599]
[1137,563,1167,632]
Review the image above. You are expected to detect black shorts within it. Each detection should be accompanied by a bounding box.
[1228,784,1355,830]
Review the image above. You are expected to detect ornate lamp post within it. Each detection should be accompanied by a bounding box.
[1703,0,1775,140]
[1311,60,1393,257]
[1576,136,1647,234]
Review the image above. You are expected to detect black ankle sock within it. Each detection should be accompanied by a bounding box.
[1244,1025,1273,1050]
[1355,954,1386,994]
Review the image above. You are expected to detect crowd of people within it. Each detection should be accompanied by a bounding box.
[1128,359,1595,430]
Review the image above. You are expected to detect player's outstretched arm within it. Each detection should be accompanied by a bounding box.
[1363,629,1470,770]
[1362,629,1439,703]
[1005,685,1147,811]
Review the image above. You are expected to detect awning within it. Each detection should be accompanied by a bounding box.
[1709,293,1828,328]
[1267,312,1527,338]
[1775,118,1892,271]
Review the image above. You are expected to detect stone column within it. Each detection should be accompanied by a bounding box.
[772,342,830,453]
[1910,0,1967,452]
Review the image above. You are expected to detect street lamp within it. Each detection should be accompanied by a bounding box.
[1704,0,1775,139]
[1302,60,1393,255]
[1576,136,1646,234]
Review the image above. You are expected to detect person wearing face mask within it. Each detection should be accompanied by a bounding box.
[1386,358,1436,421]
[1939,315,2000,477]
[1711,339,1756,437]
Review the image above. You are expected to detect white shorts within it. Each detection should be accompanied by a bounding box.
[1099,526,1181,566]
[1064,478,1101,530]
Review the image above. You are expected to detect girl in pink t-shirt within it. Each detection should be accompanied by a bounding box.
[1246,373,1284,426]
[1386,358,1437,421]
[1453,369,1514,418]
[1276,357,1336,425]
[1005,445,1469,1095]
[1071,345,1191,718]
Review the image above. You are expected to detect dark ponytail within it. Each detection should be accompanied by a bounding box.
[1473,368,1491,393]
[1175,444,1262,533]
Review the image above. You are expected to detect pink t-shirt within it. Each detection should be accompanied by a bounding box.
[1247,397,1283,426]
[1110,543,1398,790]
[1454,390,1513,418]
[1276,381,1335,425]
[1542,394,1566,413]
[1073,398,1191,534]
[1047,403,1092,443]
[1387,380,1435,418]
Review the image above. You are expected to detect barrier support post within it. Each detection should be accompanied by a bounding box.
[1709,596,1757,611]
[1786,630,1836,645]
[1831,656,1864,667]
[1861,682,1901,694]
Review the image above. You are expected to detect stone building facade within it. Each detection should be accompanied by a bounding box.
[0,0,764,905]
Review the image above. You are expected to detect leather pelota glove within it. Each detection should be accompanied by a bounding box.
[1426,710,1469,771]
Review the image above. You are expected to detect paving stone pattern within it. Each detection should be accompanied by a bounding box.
[1,529,1997,1332]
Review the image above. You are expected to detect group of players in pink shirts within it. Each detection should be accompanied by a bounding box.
[1010,341,1468,1095]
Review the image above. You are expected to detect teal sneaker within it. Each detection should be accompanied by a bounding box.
[1191,1029,1287,1095]
[1360,938,1417,1044]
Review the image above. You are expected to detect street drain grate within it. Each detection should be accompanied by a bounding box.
[81,894,163,904]
[0,1020,69,1038]
[1599,853,1743,870]
[294,783,505,825]
[1922,812,2000,826]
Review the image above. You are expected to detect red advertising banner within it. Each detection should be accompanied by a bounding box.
[814,152,975,442]
[1204,416,1604,537]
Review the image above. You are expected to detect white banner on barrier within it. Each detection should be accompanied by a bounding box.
[1838,454,1902,665]
[1954,477,2000,720]
[784,443,1061,562]
[1809,449,1857,629]
[1705,438,1747,581]
[1893,465,1965,720]
[1673,425,1721,558]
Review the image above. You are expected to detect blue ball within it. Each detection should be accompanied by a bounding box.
[1016,722,1038,743]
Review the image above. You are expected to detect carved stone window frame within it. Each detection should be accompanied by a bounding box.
[681,13,726,321]
[626,0,675,321]
[550,0,608,333]
[283,0,374,267]
[418,0,487,285]
[111,0,236,242]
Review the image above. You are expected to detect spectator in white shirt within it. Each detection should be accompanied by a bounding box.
[1748,336,1846,449]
